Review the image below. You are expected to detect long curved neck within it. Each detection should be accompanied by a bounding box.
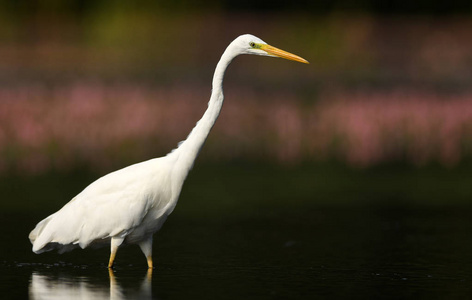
[171,46,236,175]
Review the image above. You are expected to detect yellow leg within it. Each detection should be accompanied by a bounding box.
[108,237,124,268]
[147,256,153,269]
[108,251,116,268]
[139,236,154,269]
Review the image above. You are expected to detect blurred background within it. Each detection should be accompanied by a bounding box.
[1,2,472,298]
[1,1,472,205]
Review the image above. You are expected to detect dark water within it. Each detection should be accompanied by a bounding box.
[1,206,472,299]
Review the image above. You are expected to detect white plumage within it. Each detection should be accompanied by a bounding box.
[29,34,308,268]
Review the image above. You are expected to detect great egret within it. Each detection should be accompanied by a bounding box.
[29,34,308,268]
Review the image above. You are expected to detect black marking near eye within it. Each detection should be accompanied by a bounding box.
[250,42,262,49]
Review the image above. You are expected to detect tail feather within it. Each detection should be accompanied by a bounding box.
[29,215,55,253]
[29,213,102,254]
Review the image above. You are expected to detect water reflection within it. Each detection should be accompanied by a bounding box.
[29,269,152,300]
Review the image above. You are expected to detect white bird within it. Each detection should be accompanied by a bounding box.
[29,34,308,269]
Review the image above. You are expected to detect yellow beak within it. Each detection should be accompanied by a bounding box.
[260,44,309,64]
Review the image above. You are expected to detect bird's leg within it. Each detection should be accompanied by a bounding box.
[139,236,154,269]
[108,236,124,268]
[147,257,153,269]
[108,252,116,269]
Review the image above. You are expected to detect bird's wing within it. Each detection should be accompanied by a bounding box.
[31,157,173,252]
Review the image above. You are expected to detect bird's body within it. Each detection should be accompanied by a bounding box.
[29,34,308,268]
[30,157,173,252]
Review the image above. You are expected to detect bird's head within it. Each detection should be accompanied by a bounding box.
[231,34,309,64]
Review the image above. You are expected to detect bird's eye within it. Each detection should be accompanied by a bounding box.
[249,42,256,48]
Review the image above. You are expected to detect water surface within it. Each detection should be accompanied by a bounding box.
[1,206,472,299]
[1,166,472,299]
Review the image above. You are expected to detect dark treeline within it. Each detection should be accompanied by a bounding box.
[0,0,471,16]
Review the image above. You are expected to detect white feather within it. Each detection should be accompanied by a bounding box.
[29,34,307,267]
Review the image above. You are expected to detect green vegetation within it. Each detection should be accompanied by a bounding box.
[2,163,471,214]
